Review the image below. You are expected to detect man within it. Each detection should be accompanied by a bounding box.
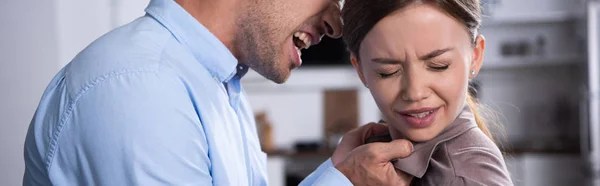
[23,0,413,185]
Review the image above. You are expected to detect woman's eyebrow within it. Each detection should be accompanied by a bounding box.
[371,47,454,64]
[371,57,403,64]
[419,47,454,61]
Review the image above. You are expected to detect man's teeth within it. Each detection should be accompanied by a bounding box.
[408,111,433,118]
[293,32,312,49]
[296,47,302,64]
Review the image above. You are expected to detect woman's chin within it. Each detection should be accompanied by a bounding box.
[389,126,438,142]
[390,117,450,143]
[403,129,440,143]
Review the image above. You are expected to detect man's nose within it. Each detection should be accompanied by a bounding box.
[322,5,343,39]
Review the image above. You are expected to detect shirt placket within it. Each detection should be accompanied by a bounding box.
[224,65,255,184]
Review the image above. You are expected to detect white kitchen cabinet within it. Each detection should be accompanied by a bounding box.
[480,22,583,70]
[483,0,584,23]
[480,0,585,70]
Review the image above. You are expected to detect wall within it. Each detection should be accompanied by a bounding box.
[55,0,113,66]
[0,1,60,185]
[0,1,147,185]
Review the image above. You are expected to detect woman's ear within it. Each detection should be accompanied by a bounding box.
[470,35,486,79]
[351,54,368,87]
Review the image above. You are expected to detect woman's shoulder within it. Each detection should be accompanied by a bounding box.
[445,127,503,158]
[441,128,513,186]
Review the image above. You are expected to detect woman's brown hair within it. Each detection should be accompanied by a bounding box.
[342,0,497,140]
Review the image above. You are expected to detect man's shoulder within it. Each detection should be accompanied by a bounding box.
[61,16,205,97]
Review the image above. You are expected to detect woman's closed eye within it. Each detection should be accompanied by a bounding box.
[377,68,401,78]
[427,61,450,71]
[428,65,449,71]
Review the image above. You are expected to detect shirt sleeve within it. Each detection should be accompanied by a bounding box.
[299,158,354,186]
[50,69,213,185]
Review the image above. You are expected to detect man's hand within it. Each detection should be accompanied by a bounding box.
[332,123,414,186]
[331,123,389,165]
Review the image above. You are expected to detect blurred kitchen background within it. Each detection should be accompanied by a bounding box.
[2,0,600,185]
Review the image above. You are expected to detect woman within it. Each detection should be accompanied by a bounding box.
[342,0,513,185]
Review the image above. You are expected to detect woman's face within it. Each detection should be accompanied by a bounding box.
[352,3,485,142]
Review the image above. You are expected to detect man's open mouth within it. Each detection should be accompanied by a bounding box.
[293,31,312,50]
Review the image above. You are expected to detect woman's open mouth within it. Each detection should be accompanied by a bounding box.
[398,107,439,128]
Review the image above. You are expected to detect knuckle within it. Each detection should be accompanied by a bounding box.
[394,140,413,152]
[364,146,382,160]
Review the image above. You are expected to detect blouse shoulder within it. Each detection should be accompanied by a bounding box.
[444,128,514,186]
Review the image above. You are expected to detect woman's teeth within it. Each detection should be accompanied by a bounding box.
[293,32,312,49]
[408,111,433,118]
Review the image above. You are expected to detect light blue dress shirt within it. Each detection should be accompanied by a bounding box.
[23,0,352,185]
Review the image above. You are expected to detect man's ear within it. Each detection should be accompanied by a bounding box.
[351,54,367,87]
[470,35,485,79]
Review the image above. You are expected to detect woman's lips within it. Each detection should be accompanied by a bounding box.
[398,107,439,128]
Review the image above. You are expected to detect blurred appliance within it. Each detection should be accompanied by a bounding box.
[584,1,600,185]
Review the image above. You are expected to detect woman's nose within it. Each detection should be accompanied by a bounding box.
[401,72,430,102]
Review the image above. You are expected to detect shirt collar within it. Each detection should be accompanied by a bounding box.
[392,103,477,178]
[145,0,244,82]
